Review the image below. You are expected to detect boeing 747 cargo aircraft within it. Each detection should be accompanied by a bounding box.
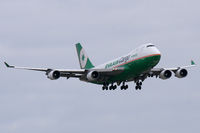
[5,43,196,90]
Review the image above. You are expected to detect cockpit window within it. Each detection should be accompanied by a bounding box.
[147,45,155,47]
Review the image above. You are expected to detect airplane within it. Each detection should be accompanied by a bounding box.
[4,43,196,90]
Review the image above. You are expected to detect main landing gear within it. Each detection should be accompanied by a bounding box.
[102,83,108,90]
[102,83,117,90]
[102,82,128,90]
[120,82,128,90]
[135,81,142,90]
[102,81,143,91]
[109,84,117,90]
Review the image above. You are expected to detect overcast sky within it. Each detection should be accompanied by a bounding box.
[0,0,199,133]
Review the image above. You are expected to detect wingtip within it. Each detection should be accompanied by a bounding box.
[4,62,14,68]
[191,60,196,65]
[4,62,10,67]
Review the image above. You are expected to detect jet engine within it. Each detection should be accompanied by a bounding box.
[159,70,172,80]
[175,69,188,78]
[87,71,100,81]
[47,70,61,80]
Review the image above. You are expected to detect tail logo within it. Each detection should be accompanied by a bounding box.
[80,48,88,68]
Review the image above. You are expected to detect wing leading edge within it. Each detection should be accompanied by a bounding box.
[4,62,85,79]
[150,60,196,73]
[4,62,124,80]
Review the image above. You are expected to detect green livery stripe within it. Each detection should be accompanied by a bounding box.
[75,43,82,60]
[85,59,95,69]
[114,54,161,68]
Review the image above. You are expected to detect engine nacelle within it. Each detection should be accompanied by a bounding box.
[175,69,188,78]
[159,70,172,80]
[87,71,99,81]
[47,70,61,80]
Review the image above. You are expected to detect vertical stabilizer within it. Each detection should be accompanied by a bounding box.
[75,43,94,69]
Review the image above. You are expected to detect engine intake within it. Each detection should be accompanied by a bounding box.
[159,70,172,80]
[175,69,188,78]
[87,71,99,81]
[47,70,61,80]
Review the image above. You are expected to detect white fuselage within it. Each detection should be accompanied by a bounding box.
[95,43,161,69]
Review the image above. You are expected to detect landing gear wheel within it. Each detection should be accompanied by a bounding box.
[135,85,142,90]
[102,86,105,90]
[102,82,109,90]
[120,85,128,90]
[138,86,141,90]
[120,81,128,90]
[109,86,112,90]
[110,85,115,90]
[136,81,142,86]
[135,81,143,90]
[114,85,117,90]
[105,86,108,90]
[135,86,141,90]
[108,83,117,90]
[135,86,138,90]
[125,85,128,90]
[120,86,124,90]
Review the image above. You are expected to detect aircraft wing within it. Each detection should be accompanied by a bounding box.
[150,60,196,73]
[4,62,85,79]
[134,60,196,82]
[4,62,124,80]
[92,67,124,75]
[5,62,48,71]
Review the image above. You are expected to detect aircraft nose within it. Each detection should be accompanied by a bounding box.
[154,47,161,55]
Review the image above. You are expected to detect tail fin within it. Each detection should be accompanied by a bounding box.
[75,43,95,69]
